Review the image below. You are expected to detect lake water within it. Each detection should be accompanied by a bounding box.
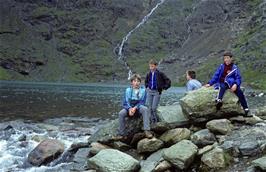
[0,81,265,172]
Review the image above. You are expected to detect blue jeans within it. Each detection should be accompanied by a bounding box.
[218,83,248,109]
[118,105,150,136]
[147,89,161,123]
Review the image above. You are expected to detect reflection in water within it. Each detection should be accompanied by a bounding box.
[0,81,186,121]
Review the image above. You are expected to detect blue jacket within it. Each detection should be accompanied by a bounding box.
[208,63,242,88]
[122,86,146,110]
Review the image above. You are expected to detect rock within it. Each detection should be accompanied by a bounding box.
[252,156,266,171]
[27,139,64,166]
[157,104,189,123]
[154,160,172,172]
[0,125,16,140]
[229,115,246,123]
[137,138,164,154]
[245,116,263,125]
[150,122,172,134]
[180,87,244,122]
[163,140,198,170]
[18,134,27,141]
[72,148,90,171]
[130,132,146,146]
[88,149,140,172]
[201,147,226,168]
[31,135,48,142]
[206,119,233,135]
[110,141,131,152]
[89,142,111,156]
[88,118,143,144]
[198,143,217,155]
[159,128,191,146]
[68,142,89,152]
[190,129,217,147]
[140,149,165,172]
[255,106,266,120]
[239,141,260,156]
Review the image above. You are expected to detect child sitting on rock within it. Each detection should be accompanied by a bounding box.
[205,51,250,116]
[114,74,153,140]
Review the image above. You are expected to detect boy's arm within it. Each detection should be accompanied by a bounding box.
[186,81,193,91]
[145,73,149,88]
[122,89,131,110]
[208,65,222,86]
[135,88,146,109]
[235,67,242,87]
[161,72,171,90]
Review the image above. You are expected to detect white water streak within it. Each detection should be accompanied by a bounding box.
[117,0,165,79]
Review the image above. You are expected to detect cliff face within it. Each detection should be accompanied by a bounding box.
[0,0,265,88]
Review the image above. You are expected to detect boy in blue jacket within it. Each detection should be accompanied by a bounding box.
[205,52,250,116]
[115,74,152,140]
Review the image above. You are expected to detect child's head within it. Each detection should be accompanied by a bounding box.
[186,70,196,80]
[223,52,233,65]
[149,59,158,71]
[130,74,141,88]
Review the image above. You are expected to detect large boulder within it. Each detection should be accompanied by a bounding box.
[180,87,245,122]
[137,138,164,154]
[201,147,226,169]
[88,117,143,144]
[159,128,191,146]
[157,104,189,123]
[163,140,198,170]
[88,149,140,172]
[190,129,217,147]
[27,139,65,166]
[206,119,233,135]
[139,149,165,172]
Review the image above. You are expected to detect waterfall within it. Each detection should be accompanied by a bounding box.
[117,0,165,80]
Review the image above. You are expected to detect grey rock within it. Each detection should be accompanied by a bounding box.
[137,138,164,154]
[206,119,233,135]
[239,141,260,156]
[157,104,188,124]
[190,129,217,147]
[163,140,198,170]
[201,147,226,168]
[140,149,165,172]
[159,128,191,146]
[27,139,64,166]
[252,156,266,171]
[89,142,111,156]
[180,87,244,122]
[88,149,140,172]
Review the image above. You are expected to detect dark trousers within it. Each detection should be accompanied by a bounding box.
[218,83,248,109]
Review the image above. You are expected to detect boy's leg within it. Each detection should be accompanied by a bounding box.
[147,89,155,122]
[234,87,248,109]
[151,91,161,122]
[217,83,228,100]
[139,105,150,131]
[118,109,128,136]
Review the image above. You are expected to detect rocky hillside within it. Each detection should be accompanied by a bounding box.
[0,0,265,89]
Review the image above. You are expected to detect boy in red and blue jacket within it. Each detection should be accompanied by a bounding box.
[205,52,250,116]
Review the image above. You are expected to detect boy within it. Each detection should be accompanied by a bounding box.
[186,70,202,91]
[116,74,152,140]
[205,52,250,116]
[145,59,171,123]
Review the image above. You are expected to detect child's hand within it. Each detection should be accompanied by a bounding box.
[231,84,237,92]
[204,84,211,87]
[129,109,134,116]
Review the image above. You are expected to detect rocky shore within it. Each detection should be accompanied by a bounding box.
[23,88,266,171]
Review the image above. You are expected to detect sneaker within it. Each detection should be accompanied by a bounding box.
[216,99,223,110]
[144,130,153,139]
[244,108,252,117]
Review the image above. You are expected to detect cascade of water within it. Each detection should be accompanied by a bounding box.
[117,0,165,80]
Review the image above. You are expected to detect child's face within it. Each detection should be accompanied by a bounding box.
[186,72,191,80]
[131,79,141,88]
[149,64,157,71]
[224,56,232,65]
